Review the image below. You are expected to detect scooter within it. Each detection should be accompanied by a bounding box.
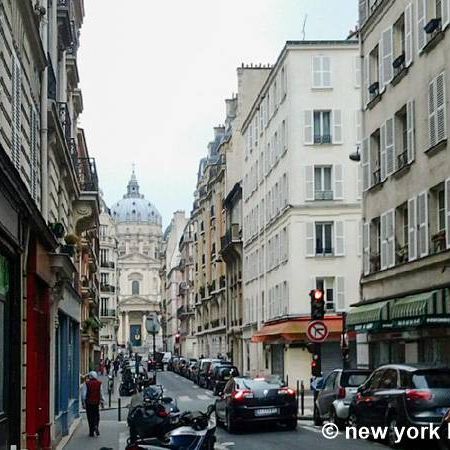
[125,405,216,450]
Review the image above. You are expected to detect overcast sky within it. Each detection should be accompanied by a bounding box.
[78,0,357,228]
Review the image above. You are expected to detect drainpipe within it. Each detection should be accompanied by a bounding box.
[40,0,49,222]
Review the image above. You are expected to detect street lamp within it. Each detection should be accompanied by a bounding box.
[349,144,361,162]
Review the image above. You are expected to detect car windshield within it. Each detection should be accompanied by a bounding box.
[341,372,371,387]
[412,370,450,389]
[242,378,282,390]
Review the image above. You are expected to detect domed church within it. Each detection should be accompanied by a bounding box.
[112,170,163,353]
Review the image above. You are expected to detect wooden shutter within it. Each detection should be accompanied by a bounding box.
[362,137,371,191]
[385,117,395,176]
[417,191,429,257]
[446,178,450,249]
[363,222,370,275]
[436,73,447,144]
[407,100,415,163]
[305,165,314,201]
[312,56,322,88]
[334,220,345,256]
[332,109,343,144]
[322,56,331,87]
[405,3,413,66]
[336,277,345,311]
[417,0,427,53]
[306,222,315,257]
[357,164,362,200]
[382,27,393,87]
[334,164,344,199]
[380,122,387,181]
[31,106,39,201]
[443,0,450,29]
[408,197,417,261]
[304,110,313,144]
[380,213,388,270]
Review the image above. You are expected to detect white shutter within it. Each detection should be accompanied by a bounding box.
[312,56,321,88]
[429,77,437,148]
[31,106,39,201]
[363,222,370,275]
[380,122,387,181]
[405,3,413,66]
[354,55,361,88]
[417,0,427,53]
[408,197,417,261]
[334,221,345,256]
[336,277,345,312]
[334,164,344,199]
[355,109,362,144]
[304,110,313,144]
[436,73,447,144]
[446,178,450,249]
[380,213,388,270]
[332,109,343,144]
[322,56,331,87]
[362,137,371,191]
[386,209,395,268]
[406,100,415,163]
[358,220,363,256]
[378,41,384,92]
[385,117,395,176]
[305,165,314,201]
[443,0,450,29]
[306,222,315,257]
[364,55,370,107]
[357,164,363,200]
[417,191,429,257]
[12,54,21,170]
[382,27,393,86]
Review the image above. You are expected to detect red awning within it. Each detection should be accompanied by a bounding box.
[251,317,343,344]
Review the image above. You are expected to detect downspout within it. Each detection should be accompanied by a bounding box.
[40,0,49,222]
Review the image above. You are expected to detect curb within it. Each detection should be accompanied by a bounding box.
[56,417,81,450]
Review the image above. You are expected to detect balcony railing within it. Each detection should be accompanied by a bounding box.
[57,102,72,144]
[372,168,381,185]
[177,305,194,318]
[397,150,408,171]
[100,261,115,269]
[221,223,241,250]
[370,253,380,273]
[219,275,226,289]
[100,283,115,293]
[315,190,334,201]
[47,54,57,101]
[314,134,332,144]
[432,230,446,254]
[100,309,116,318]
[315,247,334,256]
[210,319,220,328]
[77,157,98,192]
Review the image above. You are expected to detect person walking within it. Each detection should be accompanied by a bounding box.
[81,371,105,437]
[113,358,120,377]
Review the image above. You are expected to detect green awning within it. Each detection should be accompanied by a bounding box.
[390,291,437,320]
[346,301,389,330]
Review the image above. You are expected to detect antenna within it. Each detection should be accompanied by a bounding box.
[301,14,308,40]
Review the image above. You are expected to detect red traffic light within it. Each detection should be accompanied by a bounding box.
[313,289,324,301]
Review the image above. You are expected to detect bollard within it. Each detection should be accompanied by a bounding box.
[108,389,112,408]
[286,374,289,386]
[296,380,300,414]
[300,380,305,416]
[118,397,121,422]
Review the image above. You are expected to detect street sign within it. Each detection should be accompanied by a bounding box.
[307,320,329,343]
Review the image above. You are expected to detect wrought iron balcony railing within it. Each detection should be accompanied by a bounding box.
[77,157,98,192]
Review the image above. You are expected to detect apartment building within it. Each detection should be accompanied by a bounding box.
[348,0,450,368]
[99,197,119,359]
[241,40,361,383]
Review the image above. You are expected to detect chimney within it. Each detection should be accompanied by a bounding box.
[225,98,238,121]
[213,125,225,140]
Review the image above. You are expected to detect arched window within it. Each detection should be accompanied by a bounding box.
[132,280,140,295]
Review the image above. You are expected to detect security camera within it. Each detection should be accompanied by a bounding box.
[34,4,46,16]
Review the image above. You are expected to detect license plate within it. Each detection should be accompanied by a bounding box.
[255,408,279,417]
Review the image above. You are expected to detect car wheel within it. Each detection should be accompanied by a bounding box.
[329,407,344,430]
[284,419,298,431]
[226,410,238,433]
[313,405,323,426]
[387,415,400,448]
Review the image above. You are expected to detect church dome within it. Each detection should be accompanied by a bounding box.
[111,170,162,225]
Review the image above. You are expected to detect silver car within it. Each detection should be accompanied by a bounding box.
[314,369,371,428]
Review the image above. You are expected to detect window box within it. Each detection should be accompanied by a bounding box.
[423,18,444,53]
[391,53,408,85]
[313,134,332,144]
[424,18,442,34]
[368,82,382,108]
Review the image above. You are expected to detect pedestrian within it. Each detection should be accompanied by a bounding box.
[81,371,105,437]
[105,358,111,375]
[113,358,120,377]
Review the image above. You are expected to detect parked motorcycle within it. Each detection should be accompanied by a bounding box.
[120,371,137,396]
[125,404,216,450]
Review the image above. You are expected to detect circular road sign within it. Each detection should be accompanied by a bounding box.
[307,320,329,343]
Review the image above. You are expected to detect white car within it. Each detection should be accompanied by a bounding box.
[162,352,172,363]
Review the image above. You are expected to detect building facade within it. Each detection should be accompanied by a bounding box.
[241,41,361,383]
[113,171,163,355]
[99,197,119,360]
[348,0,450,368]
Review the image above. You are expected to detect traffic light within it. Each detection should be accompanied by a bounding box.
[310,289,325,320]
[311,351,321,377]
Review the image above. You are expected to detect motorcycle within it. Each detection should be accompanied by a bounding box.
[127,385,181,442]
[120,370,137,396]
[125,405,216,450]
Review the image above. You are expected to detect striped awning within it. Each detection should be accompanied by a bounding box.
[346,301,389,330]
[390,291,437,320]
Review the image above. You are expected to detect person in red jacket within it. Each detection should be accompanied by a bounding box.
[81,371,105,437]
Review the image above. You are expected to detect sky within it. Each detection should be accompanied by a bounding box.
[78,0,357,228]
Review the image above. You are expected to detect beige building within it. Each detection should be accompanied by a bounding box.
[348,0,450,368]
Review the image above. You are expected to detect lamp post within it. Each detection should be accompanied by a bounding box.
[145,314,161,380]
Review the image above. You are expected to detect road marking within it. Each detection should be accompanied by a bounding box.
[119,431,127,448]
[178,395,192,401]
[197,394,211,400]
[301,425,323,434]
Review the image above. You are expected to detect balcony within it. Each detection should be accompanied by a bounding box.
[220,223,241,254]
[57,102,72,145]
[431,230,446,254]
[315,247,334,257]
[100,309,117,318]
[100,283,115,293]
[77,157,98,192]
[313,134,332,144]
[100,261,115,269]
[210,319,220,328]
[219,275,226,289]
[57,0,73,50]
[314,190,334,201]
[177,305,194,318]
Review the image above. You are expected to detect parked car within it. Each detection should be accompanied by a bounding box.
[198,359,222,387]
[206,361,233,390]
[176,357,188,374]
[211,365,239,395]
[184,358,198,378]
[350,364,450,447]
[313,369,371,428]
[215,376,297,432]
[190,360,200,382]
[168,356,179,372]
[161,352,172,370]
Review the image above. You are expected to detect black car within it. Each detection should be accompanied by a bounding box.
[206,360,233,390]
[211,365,239,395]
[352,364,450,447]
[215,376,297,432]
[198,359,221,387]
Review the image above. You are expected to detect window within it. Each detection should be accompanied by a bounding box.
[307,221,344,257]
[100,272,109,285]
[100,225,107,239]
[315,278,336,311]
[313,111,331,144]
[314,166,332,200]
[370,129,381,186]
[395,203,409,264]
[312,55,331,88]
[428,72,447,150]
[100,248,108,265]
[101,298,108,316]
[315,223,333,255]
[132,280,140,295]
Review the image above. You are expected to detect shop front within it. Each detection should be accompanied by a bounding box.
[347,288,450,368]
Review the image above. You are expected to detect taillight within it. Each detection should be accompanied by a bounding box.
[406,389,433,401]
[157,409,169,417]
[338,387,346,399]
[278,388,296,397]
[232,389,253,401]
[356,393,362,402]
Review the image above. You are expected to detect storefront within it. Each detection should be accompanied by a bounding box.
[347,288,450,368]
